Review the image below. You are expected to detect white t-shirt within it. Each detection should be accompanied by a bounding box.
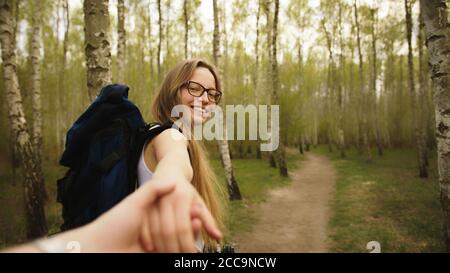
[137,142,205,252]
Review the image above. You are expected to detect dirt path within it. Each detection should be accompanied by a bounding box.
[232,152,336,252]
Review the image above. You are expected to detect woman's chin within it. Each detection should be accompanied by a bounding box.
[192,115,207,124]
[190,109,209,124]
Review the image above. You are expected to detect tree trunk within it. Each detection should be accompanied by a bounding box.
[117,0,126,83]
[405,0,428,178]
[9,0,20,186]
[370,8,383,157]
[321,18,335,155]
[0,0,47,239]
[30,0,47,200]
[212,0,241,200]
[271,0,287,177]
[298,135,304,154]
[164,0,170,62]
[263,0,276,167]
[354,0,371,162]
[83,0,112,101]
[54,0,62,157]
[254,0,261,160]
[183,0,188,59]
[157,0,162,80]
[59,0,70,154]
[418,10,430,167]
[338,1,346,159]
[147,3,154,92]
[420,0,450,251]
[212,0,220,67]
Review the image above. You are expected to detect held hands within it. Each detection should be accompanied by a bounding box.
[147,180,222,253]
[81,179,222,252]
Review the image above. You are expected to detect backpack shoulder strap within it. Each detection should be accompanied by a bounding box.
[128,121,182,189]
[138,121,181,147]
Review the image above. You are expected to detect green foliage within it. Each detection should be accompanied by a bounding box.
[0,0,441,250]
[316,146,445,252]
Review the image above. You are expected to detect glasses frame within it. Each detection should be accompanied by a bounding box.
[182,80,222,104]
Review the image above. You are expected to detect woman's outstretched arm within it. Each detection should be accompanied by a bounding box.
[145,128,222,253]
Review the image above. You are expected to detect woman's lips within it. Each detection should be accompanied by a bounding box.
[191,105,206,114]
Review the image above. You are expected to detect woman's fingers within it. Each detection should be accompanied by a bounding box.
[140,215,154,252]
[192,198,223,241]
[174,194,196,253]
[132,181,176,209]
[136,182,221,252]
[191,218,202,243]
[149,205,164,252]
[159,197,180,252]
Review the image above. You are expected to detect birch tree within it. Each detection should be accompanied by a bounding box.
[271,0,288,176]
[117,0,126,83]
[420,0,450,251]
[213,0,242,200]
[183,0,189,59]
[353,0,371,161]
[56,0,70,153]
[0,0,47,238]
[157,0,162,80]
[30,0,43,170]
[370,7,383,157]
[405,0,428,177]
[84,0,112,100]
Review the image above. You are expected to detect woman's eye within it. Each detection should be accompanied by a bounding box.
[189,84,203,92]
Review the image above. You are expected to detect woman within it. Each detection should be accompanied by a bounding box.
[138,59,227,253]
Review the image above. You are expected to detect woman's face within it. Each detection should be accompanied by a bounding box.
[180,67,218,124]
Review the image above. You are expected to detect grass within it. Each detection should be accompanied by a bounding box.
[315,145,446,252]
[0,158,65,248]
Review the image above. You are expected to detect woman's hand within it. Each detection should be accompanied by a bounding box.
[148,180,222,253]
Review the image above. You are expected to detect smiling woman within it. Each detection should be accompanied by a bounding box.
[137,58,227,252]
[179,69,222,124]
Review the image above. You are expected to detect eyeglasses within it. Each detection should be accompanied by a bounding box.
[182,80,222,103]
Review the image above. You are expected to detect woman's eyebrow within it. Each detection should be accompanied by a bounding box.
[205,83,216,90]
[191,79,215,90]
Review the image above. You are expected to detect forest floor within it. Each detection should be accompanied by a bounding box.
[231,153,336,252]
[1,146,444,251]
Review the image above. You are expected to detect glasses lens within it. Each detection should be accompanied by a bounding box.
[187,82,204,96]
[208,90,222,103]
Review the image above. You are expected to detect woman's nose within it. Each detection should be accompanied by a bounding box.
[200,91,209,102]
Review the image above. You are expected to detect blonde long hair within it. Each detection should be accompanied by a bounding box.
[152,59,227,248]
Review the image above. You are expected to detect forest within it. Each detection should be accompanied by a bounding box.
[1,0,449,253]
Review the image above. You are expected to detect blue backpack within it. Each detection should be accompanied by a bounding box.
[57,84,175,231]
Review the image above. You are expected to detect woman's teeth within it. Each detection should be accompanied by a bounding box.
[191,106,206,114]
